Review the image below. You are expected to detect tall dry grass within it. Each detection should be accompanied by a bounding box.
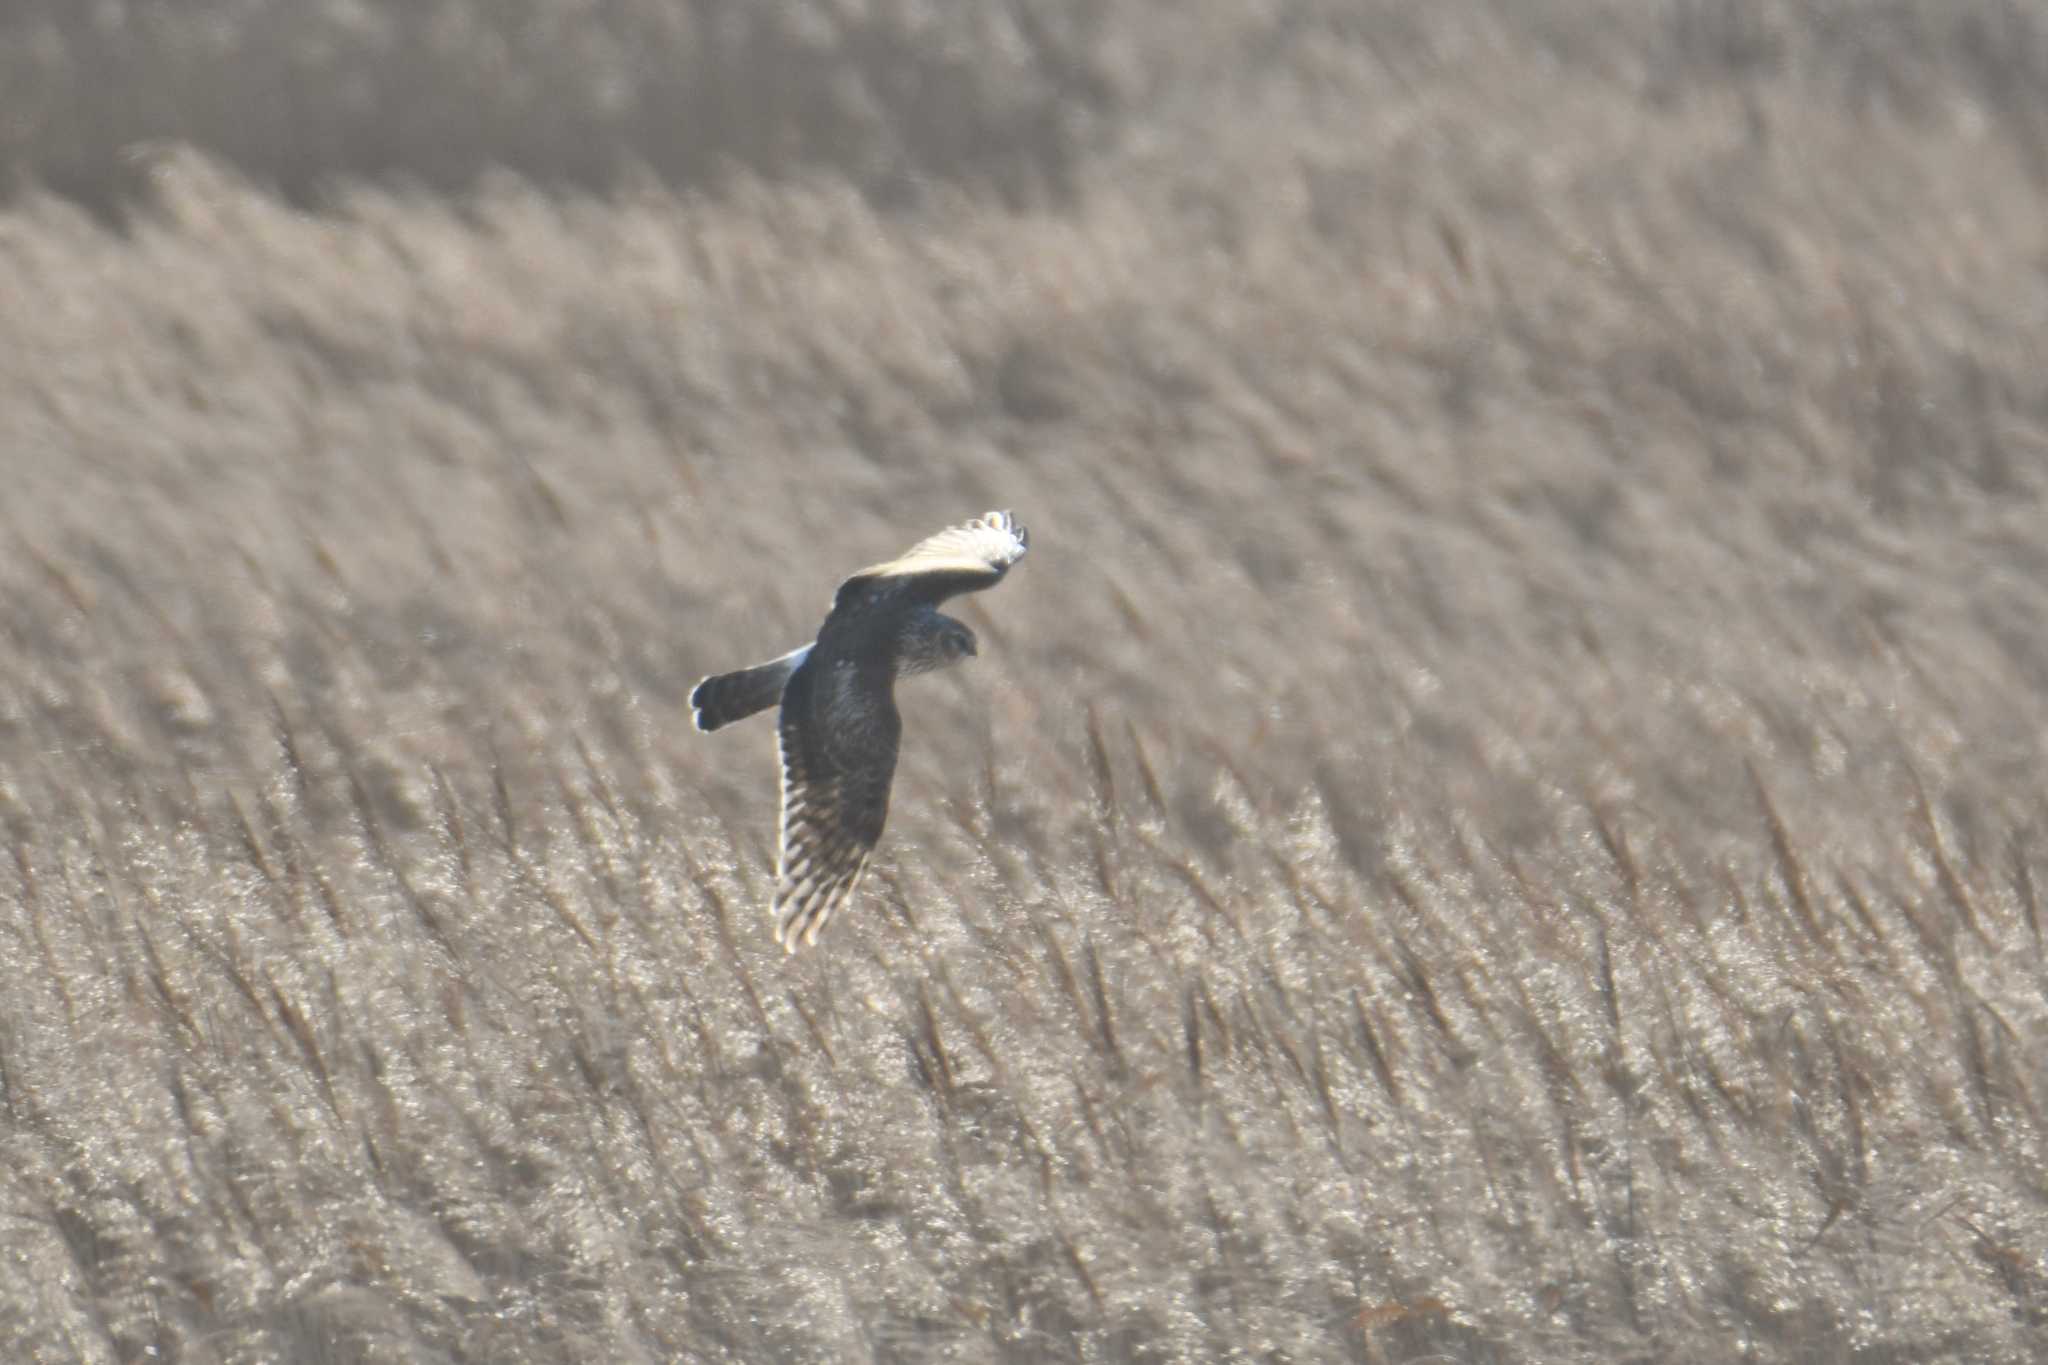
[2,2,2047,1361]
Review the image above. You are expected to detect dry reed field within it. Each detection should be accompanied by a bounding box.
[3,2,2048,1361]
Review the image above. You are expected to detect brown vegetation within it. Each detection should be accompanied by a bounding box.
[2,2,2047,1360]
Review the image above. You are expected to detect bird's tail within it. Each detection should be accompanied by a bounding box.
[691,645,811,732]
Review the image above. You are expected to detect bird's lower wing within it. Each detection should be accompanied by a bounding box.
[773,661,900,950]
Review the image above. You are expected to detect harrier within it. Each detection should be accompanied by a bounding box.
[691,511,1029,950]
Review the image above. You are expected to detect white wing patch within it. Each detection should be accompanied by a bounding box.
[848,510,1029,586]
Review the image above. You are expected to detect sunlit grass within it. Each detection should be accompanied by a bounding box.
[2,3,2048,1361]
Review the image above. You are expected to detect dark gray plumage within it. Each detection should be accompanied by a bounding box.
[691,511,1029,949]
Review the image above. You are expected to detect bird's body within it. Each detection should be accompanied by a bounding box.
[691,511,1029,949]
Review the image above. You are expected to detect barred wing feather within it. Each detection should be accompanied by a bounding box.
[772,659,900,950]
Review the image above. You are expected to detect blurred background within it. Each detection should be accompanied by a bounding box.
[2,2,2046,1361]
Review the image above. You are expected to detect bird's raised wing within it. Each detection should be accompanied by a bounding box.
[832,510,1029,613]
[772,654,901,950]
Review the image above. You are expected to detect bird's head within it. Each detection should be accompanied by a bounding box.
[940,619,978,662]
[898,609,978,675]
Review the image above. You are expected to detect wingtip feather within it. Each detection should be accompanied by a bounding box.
[982,509,1028,555]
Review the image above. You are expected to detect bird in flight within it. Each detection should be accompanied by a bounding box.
[692,511,1029,950]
